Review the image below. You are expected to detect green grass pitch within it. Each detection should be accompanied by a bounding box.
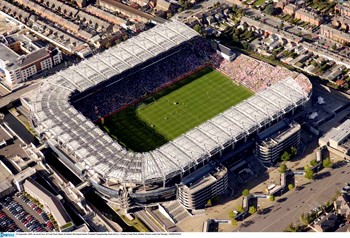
[100,67,254,152]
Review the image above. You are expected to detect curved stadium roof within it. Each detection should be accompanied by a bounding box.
[32,21,311,185]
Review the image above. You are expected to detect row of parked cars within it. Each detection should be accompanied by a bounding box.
[0,208,22,232]
[17,193,55,231]
[1,196,45,232]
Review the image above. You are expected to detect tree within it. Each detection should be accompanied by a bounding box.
[236,206,244,213]
[264,4,275,15]
[212,195,219,204]
[231,4,238,12]
[269,195,275,202]
[288,184,294,191]
[331,44,337,51]
[231,219,238,227]
[105,42,111,49]
[300,213,309,225]
[281,151,291,162]
[241,41,249,50]
[310,159,317,167]
[323,157,332,168]
[178,7,183,13]
[206,199,212,207]
[115,38,121,45]
[228,210,235,219]
[248,206,257,214]
[242,189,250,197]
[304,165,315,180]
[279,163,288,174]
[193,24,202,34]
[279,21,284,30]
[290,146,297,157]
[167,12,172,19]
[285,222,301,232]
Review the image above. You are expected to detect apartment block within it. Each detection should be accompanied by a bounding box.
[0,43,62,87]
[295,8,322,26]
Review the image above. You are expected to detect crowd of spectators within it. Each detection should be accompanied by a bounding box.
[72,42,207,121]
[72,38,311,122]
[294,73,312,95]
[213,54,298,92]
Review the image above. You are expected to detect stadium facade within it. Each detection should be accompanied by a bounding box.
[31,21,312,209]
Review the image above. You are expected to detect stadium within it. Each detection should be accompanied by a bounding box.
[31,20,312,209]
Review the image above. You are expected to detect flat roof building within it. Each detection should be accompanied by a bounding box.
[319,119,350,155]
[0,161,15,198]
[256,119,301,165]
[0,43,62,87]
[23,179,73,230]
[177,163,228,210]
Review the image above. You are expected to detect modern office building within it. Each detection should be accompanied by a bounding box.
[0,43,62,87]
[23,179,73,231]
[319,119,350,156]
[177,163,228,210]
[256,119,301,165]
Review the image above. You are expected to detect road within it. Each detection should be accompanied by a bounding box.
[135,211,164,232]
[175,0,220,21]
[0,82,39,109]
[235,162,350,232]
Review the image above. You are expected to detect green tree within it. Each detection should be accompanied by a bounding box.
[193,24,202,34]
[285,222,301,232]
[105,42,111,49]
[206,199,212,207]
[241,41,249,50]
[310,159,317,167]
[323,157,332,168]
[279,21,284,29]
[331,44,337,51]
[264,4,275,15]
[245,30,254,39]
[231,4,238,12]
[212,195,219,204]
[300,213,309,225]
[166,12,172,19]
[115,38,121,45]
[290,146,297,157]
[236,205,244,213]
[304,165,315,180]
[242,189,250,197]
[279,163,288,174]
[177,7,183,13]
[231,219,238,226]
[228,210,235,219]
[269,195,275,202]
[281,151,291,162]
[288,184,294,191]
[248,206,257,214]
